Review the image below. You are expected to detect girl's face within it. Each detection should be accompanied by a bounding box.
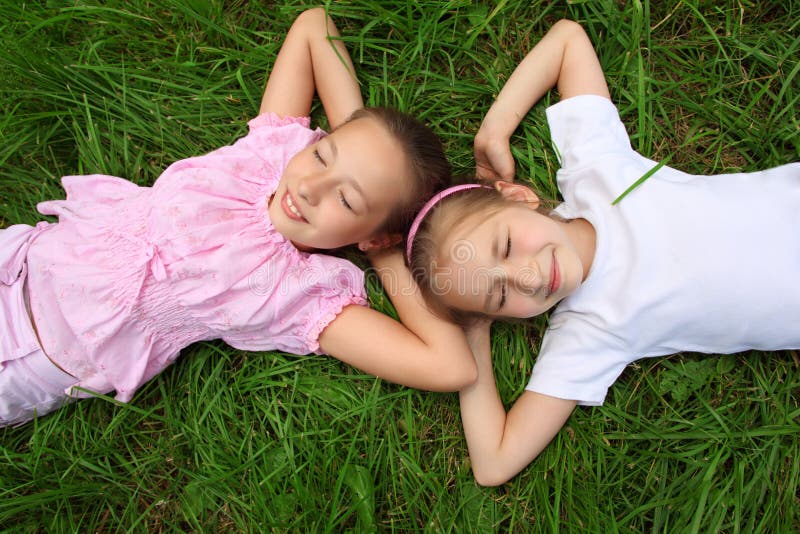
[434,202,592,319]
[269,117,410,251]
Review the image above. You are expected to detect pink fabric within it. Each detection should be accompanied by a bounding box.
[23,114,367,402]
[1,224,47,366]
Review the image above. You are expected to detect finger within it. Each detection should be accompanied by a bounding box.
[495,158,515,181]
[475,165,499,181]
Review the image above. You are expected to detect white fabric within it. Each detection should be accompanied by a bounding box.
[0,349,78,427]
[1,224,78,426]
[525,95,800,406]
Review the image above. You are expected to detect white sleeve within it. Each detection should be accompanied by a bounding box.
[525,310,630,406]
[545,95,633,171]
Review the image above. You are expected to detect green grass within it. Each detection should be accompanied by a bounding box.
[1,0,798,531]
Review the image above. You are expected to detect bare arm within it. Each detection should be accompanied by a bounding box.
[259,7,363,129]
[475,19,610,181]
[318,249,477,392]
[459,321,577,486]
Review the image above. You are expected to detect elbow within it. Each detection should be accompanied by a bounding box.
[461,361,479,388]
[471,456,524,486]
[554,19,589,40]
[451,359,478,390]
[554,18,583,31]
[297,6,327,20]
[472,467,512,488]
[429,359,478,392]
[293,7,332,34]
[470,450,535,487]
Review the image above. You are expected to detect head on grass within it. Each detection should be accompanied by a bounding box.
[269,107,451,252]
[408,181,591,325]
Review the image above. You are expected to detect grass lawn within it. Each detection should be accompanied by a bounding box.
[1,0,798,531]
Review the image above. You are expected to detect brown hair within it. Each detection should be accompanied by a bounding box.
[345,107,451,235]
[408,182,558,326]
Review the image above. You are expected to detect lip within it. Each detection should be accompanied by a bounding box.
[548,250,561,296]
[281,190,307,223]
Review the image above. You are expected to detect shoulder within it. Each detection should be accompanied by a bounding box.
[288,252,368,353]
[525,306,630,406]
[240,112,327,153]
[247,112,312,131]
[285,251,367,300]
[546,95,632,169]
[545,94,617,121]
[545,94,619,135]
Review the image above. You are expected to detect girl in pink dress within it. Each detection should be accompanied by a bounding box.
[0,8,476,426]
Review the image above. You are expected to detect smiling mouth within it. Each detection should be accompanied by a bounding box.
[548,250,561,296]
[281,190,307,223]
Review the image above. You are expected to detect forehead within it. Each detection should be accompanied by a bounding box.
[435,212,499,313]
[439,206,502,263]
[327,118,411,207]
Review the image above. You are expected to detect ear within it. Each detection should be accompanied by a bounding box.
[357,232,403,252]
[494,180,540,207]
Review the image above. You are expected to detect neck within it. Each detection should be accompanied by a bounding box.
[561,217,596,281]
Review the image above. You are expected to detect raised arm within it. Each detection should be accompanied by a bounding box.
[259,7,363,129]
[459,321,577,486]
[475,19,610,181]
[318,248,477,392]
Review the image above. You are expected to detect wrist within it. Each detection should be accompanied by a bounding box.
[476,124,513,153]
[479,103,520,140]
[465,321,492,353]
[367,247,402,267]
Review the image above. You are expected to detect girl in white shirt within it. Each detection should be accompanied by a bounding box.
[404,19,799,486]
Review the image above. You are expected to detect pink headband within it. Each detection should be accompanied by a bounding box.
[406,183,489,262]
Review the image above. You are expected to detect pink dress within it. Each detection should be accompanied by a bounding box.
[22,114,367,402]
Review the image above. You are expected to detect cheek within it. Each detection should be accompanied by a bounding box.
[430,271,462,302]
[516,215,561,244]
[282,153,299,174]
[284,149,314,175]
[515,230,548,252]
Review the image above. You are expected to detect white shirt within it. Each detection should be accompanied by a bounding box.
[526,95,800,405]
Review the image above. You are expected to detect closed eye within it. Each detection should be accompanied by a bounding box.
[338,190,353,211]
[505,232,512,258]
[313,148,326,166]
[498,281,507,310]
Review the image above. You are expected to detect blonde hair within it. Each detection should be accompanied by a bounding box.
[408,181,558,326]
[408,185,509,326]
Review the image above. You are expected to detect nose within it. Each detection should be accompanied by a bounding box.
[297,173,332,206]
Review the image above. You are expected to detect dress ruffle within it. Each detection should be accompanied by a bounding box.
[305,293,368,354]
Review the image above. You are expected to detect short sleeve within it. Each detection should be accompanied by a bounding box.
[545,95,632,171]
[1,224,39,284]
[525,310,629,406]
[303,289,368,355]
[298,253,369,354]
[247,112,312,131]
[231,113,327,189]
[221,252,367,356]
